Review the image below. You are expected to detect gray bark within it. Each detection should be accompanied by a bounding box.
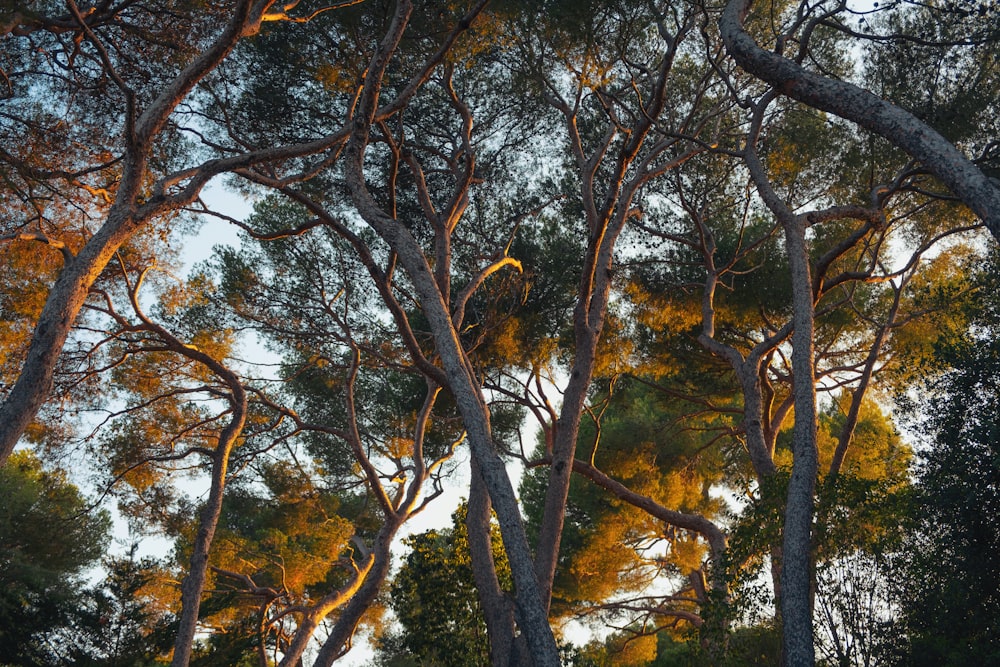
[742,128,819,664]
[779,212,819,667]
[0,202,141,465]
[467,460,520,667]
[348,174,561,667]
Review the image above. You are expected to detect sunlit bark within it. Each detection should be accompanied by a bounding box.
[532,12,704,617]
[341,2,560,662]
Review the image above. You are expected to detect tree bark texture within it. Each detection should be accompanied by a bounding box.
[467,460,520,667]
[779,212,819,667]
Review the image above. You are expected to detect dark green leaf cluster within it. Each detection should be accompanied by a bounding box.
[886,252,1000,665]
[377,504,510,667]
[0,450,111,666]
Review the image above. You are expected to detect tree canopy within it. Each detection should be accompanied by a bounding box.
[0,0,998,665]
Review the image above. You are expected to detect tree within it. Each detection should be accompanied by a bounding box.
[71,549,178,667]
[3,2,505,664]
[888,251,1000,665]
[716,1,1000,658]
[720,0,1000,239]
[0,0,292,465]
[0,450,111,666]
[520,378,728,628]
[377,504,511,667]
[3,1,999,664]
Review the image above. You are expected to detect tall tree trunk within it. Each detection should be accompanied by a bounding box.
[779,212,819,667]
[171,417,245,667]
[533,319,601,610]
[341,3,560,662]
[374,228,560,665]
[124,283,252,667]
[467,460,520,667]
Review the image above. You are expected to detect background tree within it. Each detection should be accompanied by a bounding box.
[887,250,1000,665]
[376,504,512,667]
[0,450,111,666]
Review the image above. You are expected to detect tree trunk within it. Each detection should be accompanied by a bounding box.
[341,3,560,662]
[467,460,520,667]
[0,199,141,465]
[310,514,403,667]
[779,212,819,667]
[532,321,600,610]
[171,417,245,667]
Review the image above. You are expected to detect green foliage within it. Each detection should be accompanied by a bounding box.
[572,623,780,667]
[377,504,511,667]
[651,625,780,667]
[887,252,1000,665]
[70,549,178,667]
[3,0,998,663]
[466,218,584,372]
[0,450,111,666]
[864,1,1000,147]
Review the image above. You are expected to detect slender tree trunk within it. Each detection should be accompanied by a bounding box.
[467,460,520,667]
[393,276,558,665]
[779,212,819,667]
[533,323,600,610]
[171,414,246,667]
[341,3,560,662]
[311,516,405,667]
[127,309,252,667]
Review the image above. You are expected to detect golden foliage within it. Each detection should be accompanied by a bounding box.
[600,631,659,667]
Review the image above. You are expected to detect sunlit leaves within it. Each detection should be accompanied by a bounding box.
[816,394,910,484]
[0,239,64,386]
[210,461,356,598]
[523,379,728,619]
